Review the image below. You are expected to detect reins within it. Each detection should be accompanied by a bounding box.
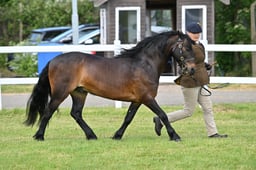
[200,85,212,96]
[193,68,230,96]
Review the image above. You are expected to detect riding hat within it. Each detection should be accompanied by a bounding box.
[186,22,202,33]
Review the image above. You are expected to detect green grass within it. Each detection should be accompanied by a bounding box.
[1,84,34,93]
[0,104,256,170]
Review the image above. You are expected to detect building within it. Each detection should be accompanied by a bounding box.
[89,0,230,74]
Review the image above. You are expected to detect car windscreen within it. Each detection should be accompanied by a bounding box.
[42,30,69,41]
[79,28,97,37]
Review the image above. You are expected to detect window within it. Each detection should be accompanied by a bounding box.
[115,7,141,44]
[182,5,207,40]
[150,9,173,35]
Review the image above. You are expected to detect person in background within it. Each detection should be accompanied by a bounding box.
[153,22,228,139]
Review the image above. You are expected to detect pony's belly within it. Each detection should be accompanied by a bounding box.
[88,88,138,102]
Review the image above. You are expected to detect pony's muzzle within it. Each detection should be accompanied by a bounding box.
[185,60,196,75]
[185,59,195,68]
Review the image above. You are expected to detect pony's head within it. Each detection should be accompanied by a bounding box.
[171,32,195,75]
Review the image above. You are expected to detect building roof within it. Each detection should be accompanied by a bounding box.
[89,0,230,8]
[89,0,108,7]
[219,0,230,5]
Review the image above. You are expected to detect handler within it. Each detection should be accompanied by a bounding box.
[153,22,228,138]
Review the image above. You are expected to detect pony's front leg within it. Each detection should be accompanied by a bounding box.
[145,99,181,141]
[113,102,141,140]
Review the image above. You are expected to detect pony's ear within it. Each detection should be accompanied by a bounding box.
[177,30,185,40]
[177,30,184,35]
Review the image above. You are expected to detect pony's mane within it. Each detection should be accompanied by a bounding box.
[118,30,187,58]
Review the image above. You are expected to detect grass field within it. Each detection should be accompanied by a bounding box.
[0,104,255,170]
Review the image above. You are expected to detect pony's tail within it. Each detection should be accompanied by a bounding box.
[24,63,50,126]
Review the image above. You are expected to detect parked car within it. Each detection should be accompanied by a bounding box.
[49,23,99,44]
[7,26,71,71]
[78,29,102,55]
[78,29,100,45]
[28,26,71,45]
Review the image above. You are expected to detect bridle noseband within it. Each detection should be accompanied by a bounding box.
[172,38,193,75]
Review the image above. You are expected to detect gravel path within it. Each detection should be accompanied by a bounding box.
[1,84,255,109]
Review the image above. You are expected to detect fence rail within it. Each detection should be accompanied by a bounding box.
[1,44,256,110]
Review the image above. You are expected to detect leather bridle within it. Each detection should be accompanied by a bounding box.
[172,38,194,76]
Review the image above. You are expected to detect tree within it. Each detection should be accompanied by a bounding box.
[0,0,99,70]
[215,0,254,76]
[0,0,99,46]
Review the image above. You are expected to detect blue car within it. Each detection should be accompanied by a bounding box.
[29,26,71,45]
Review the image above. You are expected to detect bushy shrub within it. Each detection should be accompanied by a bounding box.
[8,41,38,77]
[8,52,37,77]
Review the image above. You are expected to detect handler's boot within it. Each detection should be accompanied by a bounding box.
[209,133,228,138]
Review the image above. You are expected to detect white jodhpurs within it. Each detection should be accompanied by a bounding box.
[167,86,218,136]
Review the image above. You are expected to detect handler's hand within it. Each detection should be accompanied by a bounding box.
[205,62,212,70]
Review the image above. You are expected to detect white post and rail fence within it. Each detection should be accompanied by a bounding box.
[0,44,256,110]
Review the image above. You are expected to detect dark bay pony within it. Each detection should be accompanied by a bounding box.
[25,31,194,141]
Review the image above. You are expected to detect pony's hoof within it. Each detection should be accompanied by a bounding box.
[87,135,97,140]
[170,133,181,142]
[33,135,44,141]
[112,135,122,140]
[87,137,97,140]
[112,131,123,140]
[170,138,181,142]
[173,138,181,142]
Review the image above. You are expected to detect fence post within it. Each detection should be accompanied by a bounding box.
[114,40,122,108]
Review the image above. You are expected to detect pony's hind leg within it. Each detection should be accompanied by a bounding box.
[113,102,141,140]
[70,88,97,140]
[33,98,62,141]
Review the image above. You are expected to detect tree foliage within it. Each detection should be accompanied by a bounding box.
[0,0,99,71]
[0,0,99,46]
[215,0,254,76]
